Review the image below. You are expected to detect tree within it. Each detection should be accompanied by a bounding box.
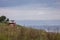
[0,16,6,22]
[6,18,9,22]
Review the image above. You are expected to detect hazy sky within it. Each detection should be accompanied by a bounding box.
[0,0,60,20]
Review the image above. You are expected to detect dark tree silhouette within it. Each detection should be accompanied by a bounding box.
[0,16,6,22]
[6,18,9,22]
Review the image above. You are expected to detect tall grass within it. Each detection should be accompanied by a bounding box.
[0,23,60,40]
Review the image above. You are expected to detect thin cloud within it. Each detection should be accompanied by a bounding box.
[0,0,60,20]
[0,6,60,20]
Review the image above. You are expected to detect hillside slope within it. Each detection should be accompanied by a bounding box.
[0,23,48,40]
[0,23,60,40]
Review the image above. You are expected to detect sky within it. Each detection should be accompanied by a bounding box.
[0,0,60,20]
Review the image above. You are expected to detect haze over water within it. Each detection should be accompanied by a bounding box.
[16,20,60,26]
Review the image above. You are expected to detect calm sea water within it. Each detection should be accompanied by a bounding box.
[16,20,60,32]
[16,20,60,26]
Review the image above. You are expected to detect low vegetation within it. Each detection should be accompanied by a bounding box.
[0,23,47,40]
[0,23,60,40]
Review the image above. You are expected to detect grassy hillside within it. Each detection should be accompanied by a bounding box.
[0,23,60,40]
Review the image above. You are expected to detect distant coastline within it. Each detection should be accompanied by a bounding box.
[16,20,60,26]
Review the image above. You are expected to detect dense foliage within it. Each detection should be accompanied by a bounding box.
[0,16,9,23]
[0,16,6,22]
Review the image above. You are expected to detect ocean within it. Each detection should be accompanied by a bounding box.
[16,20,60,26]
[16,20,60,32]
